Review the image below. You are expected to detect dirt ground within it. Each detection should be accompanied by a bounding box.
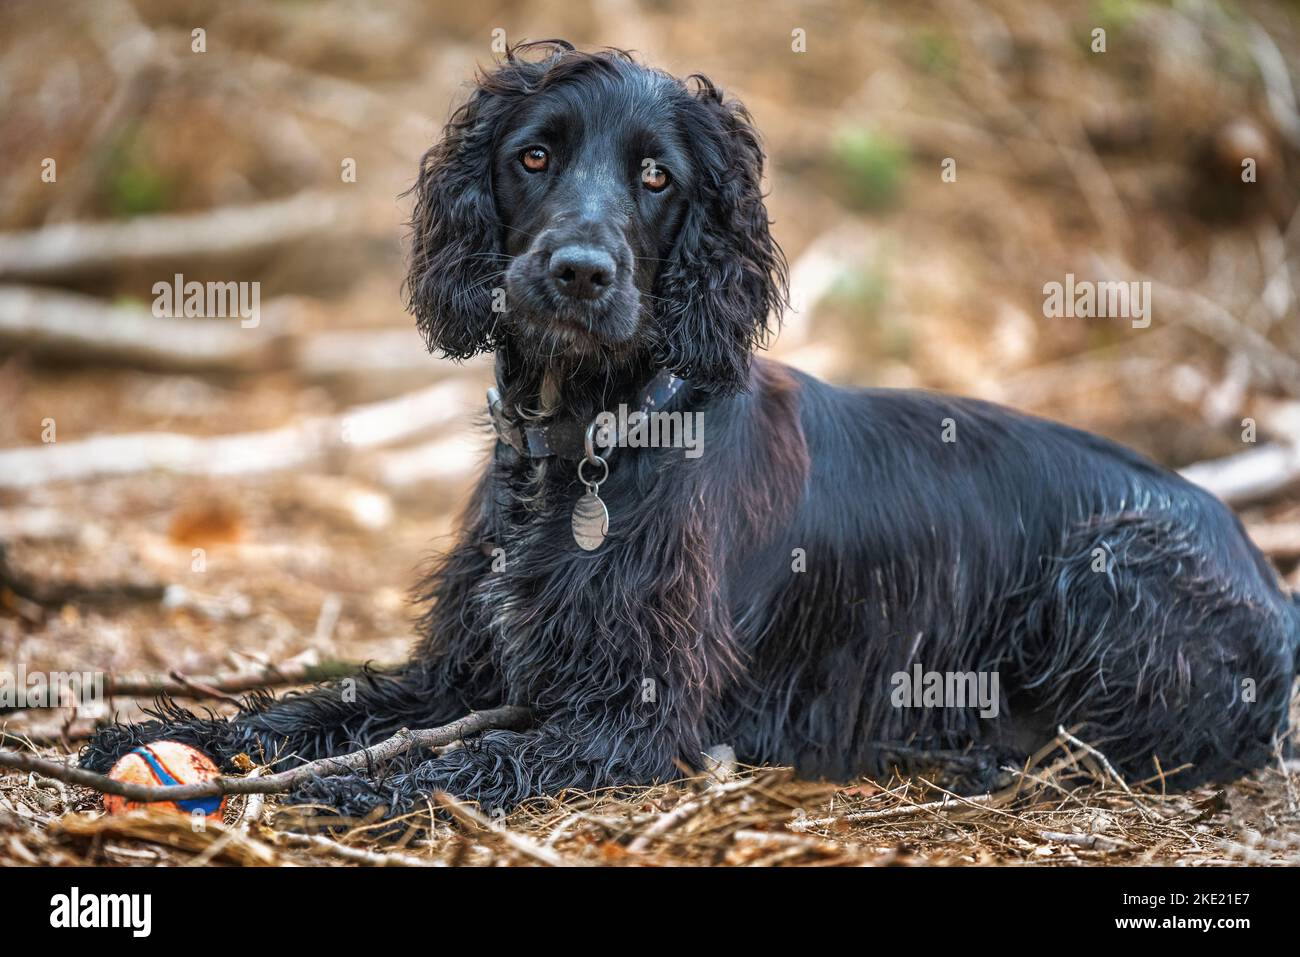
[2,0,1299,865]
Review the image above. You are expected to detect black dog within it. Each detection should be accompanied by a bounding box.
[84,42,1300,820]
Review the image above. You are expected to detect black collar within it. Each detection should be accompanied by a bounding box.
[487,370,684,460]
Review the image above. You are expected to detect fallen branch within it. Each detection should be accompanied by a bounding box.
[0,706,532,802]
[0,285,481,377]
[779,223,877,350]
[0,191,366,281]
[1037,829,1132,852]
[0,542,163,608]
[103,659,373,699]
[1,720,99,747]
[238,769,267,832]
[0,286,289,371]
[0,378,478,489]
[1180,443,1300,506]
[1249,21,1300,151]
[367,433,487,488]
[295,328,478,377]
[732,829,840,850]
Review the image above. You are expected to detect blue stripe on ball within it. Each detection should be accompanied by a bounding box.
[132,746,223,816]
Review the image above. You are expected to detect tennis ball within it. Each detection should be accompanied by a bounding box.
[103,741,226,818]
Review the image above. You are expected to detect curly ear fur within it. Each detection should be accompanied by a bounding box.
[403,41,575,358]
[406,46,786,386]
[654,76,788,394]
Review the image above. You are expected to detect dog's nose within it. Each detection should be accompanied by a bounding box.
[548,246,615,300]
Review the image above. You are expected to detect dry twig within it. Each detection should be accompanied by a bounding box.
[0,706,531,803]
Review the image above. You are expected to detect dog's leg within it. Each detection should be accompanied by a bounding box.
[287,698,693,822]
[287,507,738,821]
[82,531,501,774]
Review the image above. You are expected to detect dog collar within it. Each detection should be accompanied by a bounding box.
[486,370,684,461]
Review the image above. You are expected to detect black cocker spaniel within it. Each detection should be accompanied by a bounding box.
[84,41,1300,822]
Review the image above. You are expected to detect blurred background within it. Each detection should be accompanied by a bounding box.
[1,0,1299,745]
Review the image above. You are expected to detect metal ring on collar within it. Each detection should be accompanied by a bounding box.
[578,454,608,488]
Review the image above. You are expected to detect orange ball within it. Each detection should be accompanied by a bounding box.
[103,741,226,818]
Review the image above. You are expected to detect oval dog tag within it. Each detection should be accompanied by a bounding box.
[571,491,609,551]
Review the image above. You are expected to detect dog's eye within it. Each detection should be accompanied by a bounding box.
[521,147,549,172]
[641,163,670,192]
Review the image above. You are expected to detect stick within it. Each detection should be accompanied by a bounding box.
[276,831,443,867]
[433,790,575,867]
[0,659,378,717]
[295,330,487,377]
[1037,829,1131,852]
[1248,21,1300,150]
[1056,725,1133,794]
[0,192,365,281]
[0,542,163,608]
[778,223,877,350]
[238,769,267,832]
[367,434,487,488]
[732,829,841,850]
[0,285,485,378]
[1180,443,1300,506]
[0,706,531,802]
[0,659,372,723]
[789,790,999,831]
[4,721,97,747]
[0,286,288,371]
[628,776,757,852]
[0,378,477,489]
[103,659,371,699]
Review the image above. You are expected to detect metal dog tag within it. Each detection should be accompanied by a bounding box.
[571,490,609,551]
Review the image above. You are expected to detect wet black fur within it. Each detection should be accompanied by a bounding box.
[83,43,1300,824]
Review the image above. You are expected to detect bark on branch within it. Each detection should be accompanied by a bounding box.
[0,286,481,377]
[102,659,375,699]
[0,378,479,489]
[0,192,366,281]
[0,286,289,371]
[0,706,532,803]
[1180,442,1300,506]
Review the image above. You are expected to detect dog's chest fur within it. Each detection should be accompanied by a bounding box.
[469,447,622,710]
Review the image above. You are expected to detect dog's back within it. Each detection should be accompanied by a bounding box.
[722,360,1299,789]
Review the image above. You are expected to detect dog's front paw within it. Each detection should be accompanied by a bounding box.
[283,772,395,824]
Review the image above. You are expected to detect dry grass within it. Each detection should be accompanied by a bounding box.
[4,736,1300,867]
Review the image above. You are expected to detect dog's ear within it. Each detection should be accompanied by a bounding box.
[655,77,788,394]
[404,48,558,358]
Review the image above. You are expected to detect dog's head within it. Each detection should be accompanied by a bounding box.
[405,41,786,394]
